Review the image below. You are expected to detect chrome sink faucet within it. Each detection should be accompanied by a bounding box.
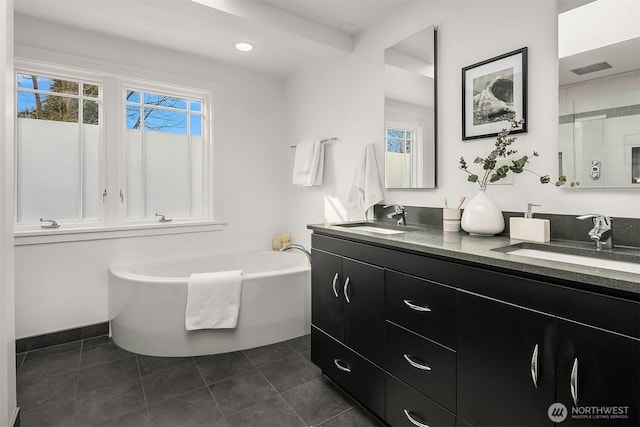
[577,214,614,250]
[384,204,407,226]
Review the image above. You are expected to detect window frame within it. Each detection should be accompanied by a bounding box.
[13,60,221,243]
[14,64,106,230]
[119,79,213,226]
[385,125,414,154]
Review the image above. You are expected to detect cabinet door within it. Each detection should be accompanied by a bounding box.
[457,291,556,427]
[557,319,639,426]
[343,258,385,366]
[311,249,343,341]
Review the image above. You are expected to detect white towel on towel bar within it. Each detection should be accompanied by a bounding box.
[292,139,324,186]
[185,270,243,330]
[348,144,384,214]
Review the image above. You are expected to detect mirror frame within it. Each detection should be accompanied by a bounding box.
[384,26,437,189]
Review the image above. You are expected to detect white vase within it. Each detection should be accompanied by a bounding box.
[461,188,505,236]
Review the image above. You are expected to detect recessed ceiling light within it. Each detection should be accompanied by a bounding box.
[233,42,254,52]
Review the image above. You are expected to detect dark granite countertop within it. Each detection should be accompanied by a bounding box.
[308,221,640,297]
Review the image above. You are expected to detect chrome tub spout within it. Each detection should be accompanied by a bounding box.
[280,244,312,264]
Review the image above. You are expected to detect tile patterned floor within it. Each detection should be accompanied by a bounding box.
[16,334,383,426]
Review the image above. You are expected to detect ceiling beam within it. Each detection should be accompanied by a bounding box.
[190,0,352,57]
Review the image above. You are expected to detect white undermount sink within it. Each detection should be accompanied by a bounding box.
[348,226,406,235]
[507,248,640,275]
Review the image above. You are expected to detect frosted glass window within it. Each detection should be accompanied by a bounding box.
[16,72,102,224]
[125,88,205,219]
[15,65,212,232]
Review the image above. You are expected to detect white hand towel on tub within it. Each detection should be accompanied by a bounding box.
[185,270,243,330]
[347,144,384,214]
[292,139,324,186]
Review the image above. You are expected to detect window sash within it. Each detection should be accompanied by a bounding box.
[122,85,208,221]
[14,62,213,234]
[15,69,104,226]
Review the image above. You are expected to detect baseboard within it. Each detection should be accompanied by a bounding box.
[15,322,109,354]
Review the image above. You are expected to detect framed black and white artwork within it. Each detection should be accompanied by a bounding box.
[462,47,527,140]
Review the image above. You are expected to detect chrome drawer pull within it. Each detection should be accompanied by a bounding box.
[531,344,539,389]
[332,273,340,298]
[571,358,579,405]
[403,300,431,312]
[403,409,430,427]
[344,277,351,303]
[403,354,431,371]
[333,358,351,373]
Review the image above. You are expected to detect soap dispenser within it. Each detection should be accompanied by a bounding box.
[509,203,550,243]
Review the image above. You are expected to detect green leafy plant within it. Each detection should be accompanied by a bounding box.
[459,116,566,189]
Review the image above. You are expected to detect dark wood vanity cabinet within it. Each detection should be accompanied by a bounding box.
[385,270,456,350]
[310,248,385,366]
[386,373,456,427]
[384,269,457,424]
[311,326,385,418]
[457,291,640,427]
[556,319,640,427]
[310,250,344,340]
[310,246,386,418]
[457,293,640,427]
[457,290,556,427]
[309,232,639,427]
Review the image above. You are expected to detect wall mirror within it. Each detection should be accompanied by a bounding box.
[558,0,640,188]
[384,26,437,189]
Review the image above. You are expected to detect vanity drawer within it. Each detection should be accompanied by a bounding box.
[311,326,385,419]
[385,321,456,412]
[386,373,456,427]
[386,270,456,349]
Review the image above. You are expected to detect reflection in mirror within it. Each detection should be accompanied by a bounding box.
[558,0,640,188]
[384,26,436,189]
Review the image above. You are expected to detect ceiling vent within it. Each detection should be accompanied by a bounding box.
[571,61,612,75]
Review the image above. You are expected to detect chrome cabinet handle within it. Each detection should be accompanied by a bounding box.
[404,354,431,371]
[332,273,339,298]
[333,359,351,373]
[531,344,539,389]
[571,358,579,405]
[344,277,351,303]
[403,409,430,427]
[403,300,431,312]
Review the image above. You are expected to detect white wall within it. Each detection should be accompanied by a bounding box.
[1,1,17,425]
[14,15,288,338]
[284,0,640,248]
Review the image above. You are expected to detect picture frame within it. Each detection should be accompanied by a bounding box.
[462,47,527,140]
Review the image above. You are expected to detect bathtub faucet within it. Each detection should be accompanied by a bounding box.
[280,244,312,264]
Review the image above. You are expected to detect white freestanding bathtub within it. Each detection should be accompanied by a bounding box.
[109,251,311,357]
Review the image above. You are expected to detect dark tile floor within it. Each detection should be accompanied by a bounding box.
[16,334,383,426]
